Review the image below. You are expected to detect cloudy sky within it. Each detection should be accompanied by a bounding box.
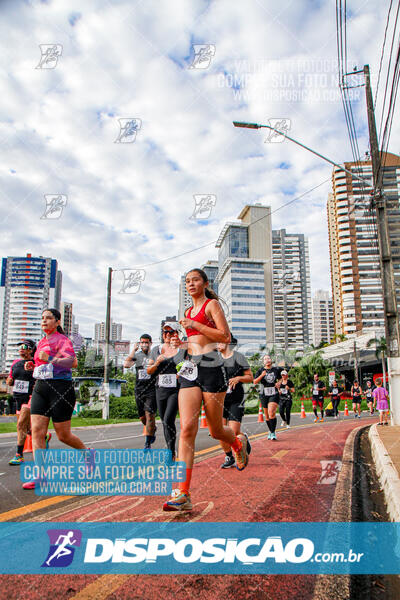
[1,0,398,343]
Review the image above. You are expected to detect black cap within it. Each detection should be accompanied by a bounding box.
[20,339,36,351]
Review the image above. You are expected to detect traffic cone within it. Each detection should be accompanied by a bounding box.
[200,403,207,428]
[300,401,306,419]
[23,434,33,453]
[344,400,349,417]
[258,402,264,422]
[142,424,146,435]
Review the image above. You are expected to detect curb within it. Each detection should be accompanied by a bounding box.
[312,425,363,600]
[369,423,400,522]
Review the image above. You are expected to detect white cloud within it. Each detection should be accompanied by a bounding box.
[0,0,397,342]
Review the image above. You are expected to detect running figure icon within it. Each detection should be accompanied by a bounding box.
[45,531,78,566]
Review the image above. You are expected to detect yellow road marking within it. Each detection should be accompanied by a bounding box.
[71,575,129,600]
[0,495,73,522]
[271,450,289,459]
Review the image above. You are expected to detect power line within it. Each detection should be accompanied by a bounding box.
[377,0,400,146]
[374,0,394,108]
[128,178,331,270]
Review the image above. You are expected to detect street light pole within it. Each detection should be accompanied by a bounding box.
[233,121,373,185]
[102,267,112,420]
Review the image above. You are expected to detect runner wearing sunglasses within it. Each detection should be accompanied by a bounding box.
[7,340,51,465]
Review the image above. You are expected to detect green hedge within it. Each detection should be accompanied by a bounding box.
[79,395,139,420]
[78,408,103,419]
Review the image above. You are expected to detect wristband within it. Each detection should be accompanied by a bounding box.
[48,355,54,363]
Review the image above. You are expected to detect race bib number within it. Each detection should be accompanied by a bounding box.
[313,385,319,395]
[264,386,277,397]
[332,388,338,395]
[158,374,177,388]
[280,388,288,395]
[179,360,198,381]
[13,380,29,394]
[33,363,53,380]
[138,369,150,380]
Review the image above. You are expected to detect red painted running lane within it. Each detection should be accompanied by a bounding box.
[0,419,372,600]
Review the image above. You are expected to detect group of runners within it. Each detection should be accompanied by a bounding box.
[5,267,390,510]
[311,374,387,422]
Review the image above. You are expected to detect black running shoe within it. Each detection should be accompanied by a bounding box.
[221,455,235,469]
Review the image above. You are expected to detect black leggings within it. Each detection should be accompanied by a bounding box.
[279,399,292,425]
[332,396,340,416]
[156,387,178,455]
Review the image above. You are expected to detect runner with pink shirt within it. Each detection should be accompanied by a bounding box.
[373,378,390,426]
[22,308,91,490]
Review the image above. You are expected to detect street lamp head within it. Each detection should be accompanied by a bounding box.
[232,121,261,129]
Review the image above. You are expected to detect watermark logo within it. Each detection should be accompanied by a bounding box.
[274,269,299,294]
[118,269,146,294]
[264,118,291,143]
[36,45,63,69]
[190,194,216,220]
[115,118,142,143]
[188,44,216,69]
[41,195,67,220]
[318,460,342,485]
[42,529,81,567]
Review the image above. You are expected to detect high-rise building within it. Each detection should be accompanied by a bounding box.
[94,320,122,342]
[60,301,73,337]
[215,204,274,348]
[178,275,192,321]
[201,260,219,296]
[312,290,334,346]
[272,229,312,351]
[327,152,400,336]
[0,254,62,370]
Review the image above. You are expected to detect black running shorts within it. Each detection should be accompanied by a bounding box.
[30,379,76,423]
[223,394,245,422]
[178,351,228,394]
[135,387,157,417]
[260,391,279,408]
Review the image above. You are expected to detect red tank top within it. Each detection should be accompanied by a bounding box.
[185,299,216,337]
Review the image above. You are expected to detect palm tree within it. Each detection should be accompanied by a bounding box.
[331,333,348,344]
[367,336,387,389]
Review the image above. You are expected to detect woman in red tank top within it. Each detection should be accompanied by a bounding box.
[162,268,249,512]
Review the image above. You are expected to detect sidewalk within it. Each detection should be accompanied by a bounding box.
[369,424,400,521]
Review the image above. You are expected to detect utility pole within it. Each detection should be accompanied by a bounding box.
[364,64,400,424]
[102,267,112,420]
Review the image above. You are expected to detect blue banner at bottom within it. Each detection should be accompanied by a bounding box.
[0,522,399,574]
